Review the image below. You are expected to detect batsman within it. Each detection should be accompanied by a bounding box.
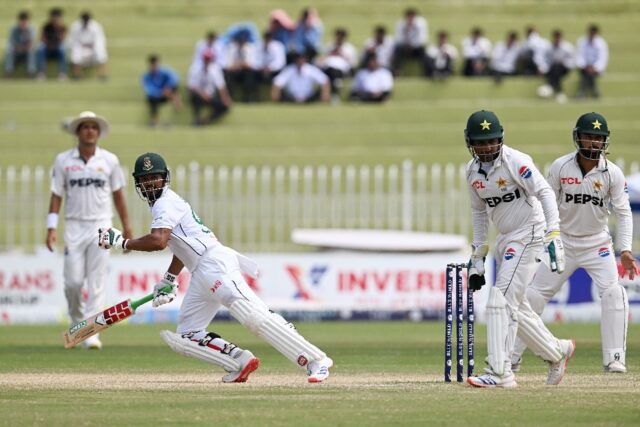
[463,110,574,388]
[98,153,333,383]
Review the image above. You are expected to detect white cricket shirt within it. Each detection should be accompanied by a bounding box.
[548,152,632,252]
[150,189,220,272]
[466,145,560,246]
[51,147,124,220]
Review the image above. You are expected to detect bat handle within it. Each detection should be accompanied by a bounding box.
[130,285,175,311]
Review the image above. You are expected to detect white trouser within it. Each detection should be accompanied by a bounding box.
[63,219,112,324]
[513,231,625,366]
[177,245,265,335]
[487,231,563,374]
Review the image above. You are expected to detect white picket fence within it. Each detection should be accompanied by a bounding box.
[2,159,638,252]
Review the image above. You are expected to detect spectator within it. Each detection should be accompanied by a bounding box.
[519,25,548,75]
[4,10,36,78]
[291,8,323,61]
[391,8,428,76]
[187,51,232,126]
[223,29,260,102]
[490,31,521,83]
[68,11,107,80]
[425,30,458,79]
[461,27,491,77]
[271,53,330,103]
[350,54,393,103]
[141,54,182,127]
[36,7,67,80]
[361,25,394,70]
[191,31,225,69]
[575,24,608,99]
[257,31,286,84]
[535,30,574,104]
[317,28,357,100]
[268,9,295,52]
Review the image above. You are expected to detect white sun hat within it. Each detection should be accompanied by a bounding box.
[66,111,110,137]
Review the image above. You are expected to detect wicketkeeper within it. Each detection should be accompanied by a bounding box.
[97,152,333,383]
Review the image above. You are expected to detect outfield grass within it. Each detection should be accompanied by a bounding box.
[0,322,638,426]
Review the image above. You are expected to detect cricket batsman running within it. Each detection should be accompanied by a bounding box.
[512,112,638,373]
[463,110,574,388]
[98,153,333,383]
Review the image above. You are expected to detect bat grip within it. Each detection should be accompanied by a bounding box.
[130,285,175,310]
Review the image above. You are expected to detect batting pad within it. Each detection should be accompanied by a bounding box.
[160,330,241,372]
[601,285,628,366]
[515,310,563,363]
[229,299,325,368]
[486,286,510,376]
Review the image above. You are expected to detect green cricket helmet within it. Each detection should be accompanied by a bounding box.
[464,110,504,162]
[132,152,171,205]
[573,112,610,160]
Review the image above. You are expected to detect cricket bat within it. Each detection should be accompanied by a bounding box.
[62,285,173,349]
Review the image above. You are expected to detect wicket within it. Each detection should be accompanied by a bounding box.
[444,263,474,382]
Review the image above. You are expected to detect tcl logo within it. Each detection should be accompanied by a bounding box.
[561,177,582,185]
[472,180,486,189]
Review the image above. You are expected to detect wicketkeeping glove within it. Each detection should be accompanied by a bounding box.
[98,227,128,251]
[536,230,566,274]
[152,272,178,308]
[467,244,489,291]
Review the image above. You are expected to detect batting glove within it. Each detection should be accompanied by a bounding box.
[152,272,178,308]
[536,230,565,274]
[98,227,128,251]
[467,244,488,291]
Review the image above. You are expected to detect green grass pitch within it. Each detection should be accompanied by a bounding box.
[1,322,639,426]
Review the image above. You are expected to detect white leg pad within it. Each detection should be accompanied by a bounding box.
[229,299,325,368]
[515,310,563,363]
[601,285,628,366]
[486,287,510,376]
[160,330,241,372]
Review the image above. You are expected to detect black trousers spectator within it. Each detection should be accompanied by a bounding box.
[424,56,454,79]
[463,58,489,77]
[189,91,228,125]
[225,69,259,103]
[322,67,346,95]
[546,63,570,93]
[349,90,390,103]
[518,50,538,75]
[147,96,170,120]
[391,45,425,75]
[577,69,600,98]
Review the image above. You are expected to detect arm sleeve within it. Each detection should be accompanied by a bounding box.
[546,161,562,202]
[468,177,489,247]
[512,157,560,230]
[574,39,586,68]
[594,38,608,73]
[610,169,633,252]
[272,67,289,88]
[150,198,188,230]
[50,155,65,196]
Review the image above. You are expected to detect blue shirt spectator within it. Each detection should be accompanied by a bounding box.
[4,10,36,77]
[141,54,182,126]
[268,9,295,50]
[290,8,323,60]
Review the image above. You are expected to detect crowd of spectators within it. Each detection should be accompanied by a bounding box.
[4,7,611,125]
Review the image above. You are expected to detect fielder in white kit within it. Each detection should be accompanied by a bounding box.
[98,152,333,383]
[512,112,638,373]
[46,111,132,350]
[463,110,575,388]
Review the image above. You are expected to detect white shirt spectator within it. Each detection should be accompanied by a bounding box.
[534,39,574,74]
[362,35,394,68]
[523,30,549,59]
[426,42,459,70]
[258,39,286,72]
[224,42,259,70]
[394,16,428,47]
[192,38,225,68]
[187,62,227,98]
[352,67,393,94]
[51,147,124,220]
[462,36,492,60]
[491,41,521,74]
[68,18,107,65]
[575,35,608,73]
[273,63,328,100]
[320,41,357,73]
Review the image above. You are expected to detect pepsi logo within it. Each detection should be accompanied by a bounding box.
[598,247,610,257]
[519,166,532,179]
[504,247,516,260]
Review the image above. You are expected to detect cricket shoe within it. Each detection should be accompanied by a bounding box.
[83,335,102,350]
[467,369,517,388]
[547,339,575,385]
[307,357,333,383]
[604,360,627,373]
[222,350,260,383]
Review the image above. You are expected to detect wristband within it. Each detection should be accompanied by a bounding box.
[47,213,59,229]
[164,272,177,283]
